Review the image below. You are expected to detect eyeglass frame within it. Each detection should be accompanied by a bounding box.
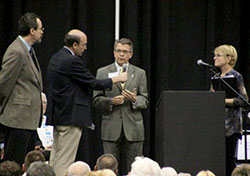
[114,49,132,54]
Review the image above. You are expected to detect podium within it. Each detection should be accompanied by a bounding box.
[155,91,225,176]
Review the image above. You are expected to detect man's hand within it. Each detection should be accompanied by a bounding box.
[112,72,128,83]
[122,88,137,103]
[111,95,125,105]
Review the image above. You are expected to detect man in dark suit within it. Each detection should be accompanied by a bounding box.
[0,12,44,166]
[93,38,149,175]
[46,29,127,176]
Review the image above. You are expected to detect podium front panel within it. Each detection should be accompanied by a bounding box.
[155,91,225,176]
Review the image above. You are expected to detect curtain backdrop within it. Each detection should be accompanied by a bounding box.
[1,0,250,170]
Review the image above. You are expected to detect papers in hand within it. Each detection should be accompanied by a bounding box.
[211,75,238,98]
[37,116,53,148]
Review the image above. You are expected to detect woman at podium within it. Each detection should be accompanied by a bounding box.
[211,44,249,176]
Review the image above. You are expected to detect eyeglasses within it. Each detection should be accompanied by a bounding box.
[114,49,131,54]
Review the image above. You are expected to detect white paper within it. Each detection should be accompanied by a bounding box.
[108,72,119,78]
[37,116,53,148]
[237,135,250,160]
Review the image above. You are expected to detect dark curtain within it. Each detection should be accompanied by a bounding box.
[1,0,250,172]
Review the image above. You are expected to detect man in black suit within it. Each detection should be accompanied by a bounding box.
[46,29,127,176]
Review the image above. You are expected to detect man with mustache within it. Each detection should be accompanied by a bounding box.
[0,12,44,166]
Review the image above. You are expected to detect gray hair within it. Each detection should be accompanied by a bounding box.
[130,156,161,176]
[26,161,55,176]
[67,161,91,176]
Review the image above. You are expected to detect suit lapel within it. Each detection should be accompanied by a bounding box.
[17,38,43,90]
[124,64,135,89]
[30,48,43,89]
[107,63,117,73]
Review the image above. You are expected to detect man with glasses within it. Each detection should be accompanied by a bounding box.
[0,12,44,166]
[93,38,149,175]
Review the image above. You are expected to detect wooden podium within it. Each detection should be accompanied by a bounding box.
[155,91,225,176]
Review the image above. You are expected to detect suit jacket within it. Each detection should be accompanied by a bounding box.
[0,37,43,130]
[46,47,112,127]
[93,63,149,141]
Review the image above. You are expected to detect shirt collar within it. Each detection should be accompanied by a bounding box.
[64,46,75,56]
[115,62,129,72]
[19,35,31,52]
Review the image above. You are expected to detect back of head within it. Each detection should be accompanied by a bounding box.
[161,167,178,176]
[86,170,102,176]
[0,160,22,176]
[101,169,116,176]
[86,170,116,176]
[64,29,86,47]
[64,33,81,47]
[196,170,215,176]
[67,161,91,176]
[232,164,250,176]
[177,173,191,176]
[26,161,55,176]
[96,153,118,172]
[130,156,161,176]
[18,12,40,36]
[24,150,45,171]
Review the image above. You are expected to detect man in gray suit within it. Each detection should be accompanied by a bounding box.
[0,12,44,165]
[93,38,149,175]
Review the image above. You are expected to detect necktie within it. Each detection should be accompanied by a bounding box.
[30,47,39,70]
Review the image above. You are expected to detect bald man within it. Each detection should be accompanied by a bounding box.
[66,161,91,176]
[46,29,127,176]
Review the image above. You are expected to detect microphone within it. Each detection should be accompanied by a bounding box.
[122,64,128,72]
[197,59,217,70]
[121,64,128,87]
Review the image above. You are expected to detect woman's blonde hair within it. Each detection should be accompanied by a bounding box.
[214,44,238,68]
[196,170,216,176]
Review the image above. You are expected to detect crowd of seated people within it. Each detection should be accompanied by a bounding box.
[1,150,250,176]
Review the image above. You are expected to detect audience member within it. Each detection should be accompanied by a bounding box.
[26,161,55,176]
[0,160,22,176]
[22,150,45,172]
[66,161,91,176]
[101,169,116,176]
[130,156,161,176]
[161,167,178,176]
[86,169,116,176]
[177,173,191,176]
[196,170,215,176]
[95,153,118,174]
[231,164,250,176]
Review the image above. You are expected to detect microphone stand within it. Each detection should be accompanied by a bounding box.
[210,68,250,163]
